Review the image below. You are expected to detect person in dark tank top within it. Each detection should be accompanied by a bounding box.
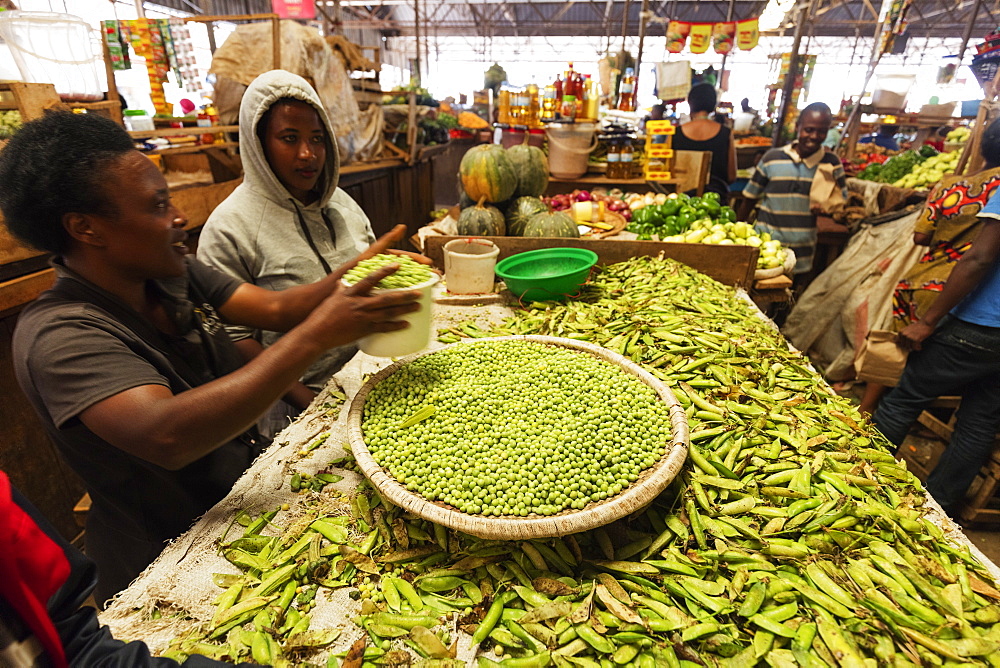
[672,83,737,198]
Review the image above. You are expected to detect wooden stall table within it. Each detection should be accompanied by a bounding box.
[424,236,759,289]
[546,173,682,196]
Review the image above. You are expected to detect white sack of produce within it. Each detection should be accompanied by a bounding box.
[783,209,923,381]
[209,21,373,162]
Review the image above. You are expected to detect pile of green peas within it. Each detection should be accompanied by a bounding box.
[361,340,672,517]
[343,253,433,290]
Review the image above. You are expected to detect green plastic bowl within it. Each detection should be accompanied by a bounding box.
[495,247,598,301]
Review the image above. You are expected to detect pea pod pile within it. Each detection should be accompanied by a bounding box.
[164,255,1000,667]
[344,253,434,290]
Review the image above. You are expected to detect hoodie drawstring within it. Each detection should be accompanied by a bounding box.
[290,198,338,274]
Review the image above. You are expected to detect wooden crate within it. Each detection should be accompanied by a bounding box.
[424,237,758,289]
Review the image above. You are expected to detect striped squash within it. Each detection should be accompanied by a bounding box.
[457,197,506,236]
[506,143,549,197]
[505,196,549,236]
[460,144,517,204]
[523,211,579,238]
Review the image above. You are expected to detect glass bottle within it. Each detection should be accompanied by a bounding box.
[583,75,599,122]
[565,62,578,99]
[617,68,637,112]
[606,139,620,179]
[619,138,634,179]
[553,74,563,101]
[540,85,558,121]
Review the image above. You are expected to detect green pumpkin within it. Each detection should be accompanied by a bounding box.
[460,144,517,204]
[523,211,579,238]
[506,143,549,197]
[457,198,505,236]
[505,196,549,236]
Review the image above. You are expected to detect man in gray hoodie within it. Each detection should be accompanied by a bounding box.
[199,70,376,436]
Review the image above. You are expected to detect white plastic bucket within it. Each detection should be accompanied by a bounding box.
[0,11,104,102]
[546,122,598,179]
[443,238,499,294]
[354,273,440,358]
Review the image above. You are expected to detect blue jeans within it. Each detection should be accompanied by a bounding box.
[872,316,1000,514]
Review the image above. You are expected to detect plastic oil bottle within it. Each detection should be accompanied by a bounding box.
[617,68,637,112]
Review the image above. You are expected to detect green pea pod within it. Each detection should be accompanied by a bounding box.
[250,631,272,665]
[472,590,516,645]
[506,620,547,654]
[573,622,615,654]
[416,576,467,593]
[389,577,423,612]
[381,575,402,612]
[369,612,439,630]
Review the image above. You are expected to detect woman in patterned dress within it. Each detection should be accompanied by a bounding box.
[859,124,1000,415]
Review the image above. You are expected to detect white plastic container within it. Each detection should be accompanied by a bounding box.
[0,11,104,102]
[872,74,916,112]
[124,110,156,132]
[443,238,499,294]
[353,273,440,358]
[733,112,755,133]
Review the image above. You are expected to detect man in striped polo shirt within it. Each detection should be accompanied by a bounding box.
[740,102,847,276]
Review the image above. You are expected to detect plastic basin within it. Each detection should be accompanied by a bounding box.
[495,247,598,301]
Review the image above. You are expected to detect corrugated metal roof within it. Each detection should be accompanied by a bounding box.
[147,0,273,19]
[335,0,1000,39]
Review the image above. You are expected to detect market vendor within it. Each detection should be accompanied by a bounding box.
[0,112,422,604]
[198,70,379,439]
[671,84,736,198]
[859,123,901,151]
[738,102,847,275]
[873,191,1000,517]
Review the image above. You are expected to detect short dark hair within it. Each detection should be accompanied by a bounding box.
[981,118,1000,166]
[0,112,134,255]
[879,124,899,135]
[688,84,717,114]
[798,102,833,125]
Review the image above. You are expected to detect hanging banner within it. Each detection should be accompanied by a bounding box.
[666,21,691,54]
[737,18,759,51]
[713,22,736,54]
[272,0,315,20]
[689,23,712,54]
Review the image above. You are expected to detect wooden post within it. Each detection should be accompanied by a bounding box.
[620,0,631,55]
[272,16,282,69]
[957,0,984,68]
[407,91,418,165]
[635,0,650,91]
[204,0,218,54]
[100,37,124,125]
[414,0,421,85]
[839,0,891,161]
[772,1,809,147]
[718,0,737,89]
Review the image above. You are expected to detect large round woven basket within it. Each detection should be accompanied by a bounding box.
[346,335,689,540]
